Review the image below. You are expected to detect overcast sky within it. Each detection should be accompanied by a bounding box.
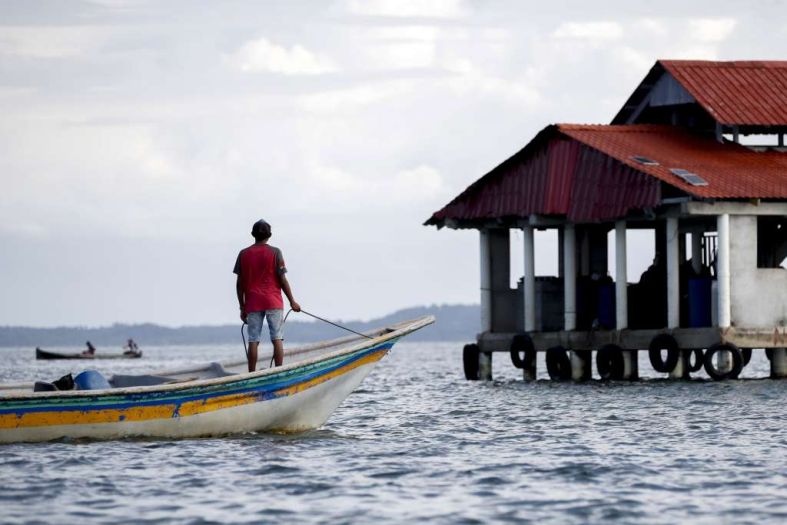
[1,0,785,327]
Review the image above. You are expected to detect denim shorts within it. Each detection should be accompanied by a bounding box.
[246,309,284,342]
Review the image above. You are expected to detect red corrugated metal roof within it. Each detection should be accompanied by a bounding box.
[426,124,787,226]
[561,124,787,199]
[660,60,787,126]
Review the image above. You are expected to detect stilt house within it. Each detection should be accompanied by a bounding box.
[426,60,787,381]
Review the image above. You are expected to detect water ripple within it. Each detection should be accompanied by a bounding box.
[1,343,786,524]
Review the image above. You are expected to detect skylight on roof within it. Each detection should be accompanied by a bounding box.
[670,168,709,186]
[630,155,659,166]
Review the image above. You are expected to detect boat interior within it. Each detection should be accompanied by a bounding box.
[0,320,415,397]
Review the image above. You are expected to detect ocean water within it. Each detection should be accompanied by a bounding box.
[1,342,786,524]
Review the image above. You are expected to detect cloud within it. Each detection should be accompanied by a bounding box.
[298,80,419,113]
[441,57,543,109]
[635,18,669,37]
[229,37,337,75]
[0,26,109,58]
[304,162,447,211]
[344,0,466,18]
[552,21,624,41]
[614,46,653,72]
[394,165,444,196]
[688,18,737,42]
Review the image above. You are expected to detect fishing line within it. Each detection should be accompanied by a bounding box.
[283,309,373,340]
[241,308,373,369]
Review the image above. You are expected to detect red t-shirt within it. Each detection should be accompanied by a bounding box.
[233,244,287,312]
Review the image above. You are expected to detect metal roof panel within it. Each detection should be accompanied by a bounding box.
[660,60,787,126]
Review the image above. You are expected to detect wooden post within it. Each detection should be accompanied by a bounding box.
[523,223,536,332]
[615,220,628,330]
[666,217,680,329]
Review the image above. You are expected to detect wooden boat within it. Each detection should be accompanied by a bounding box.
[35,347,143,360]
[0,316,434,443]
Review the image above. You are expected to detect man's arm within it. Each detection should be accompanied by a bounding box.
[234,252,246,321]
[236,276,246,321]
[274,248,300,312]
[279,274,301,312]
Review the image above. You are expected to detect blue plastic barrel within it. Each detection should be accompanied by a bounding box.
[597,283,616,329]
[688,277,712,327]
[74,369,111,390]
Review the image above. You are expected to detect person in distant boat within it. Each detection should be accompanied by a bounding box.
[83,341,96,356]
[123,338,139,355]
[234,219,300,372]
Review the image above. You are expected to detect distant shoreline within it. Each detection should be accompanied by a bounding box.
[0,304,479,347]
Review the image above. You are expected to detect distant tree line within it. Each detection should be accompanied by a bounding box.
[0,304,479,347]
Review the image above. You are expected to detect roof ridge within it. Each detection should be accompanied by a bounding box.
[557,123,679,132]
[660,59,787,68]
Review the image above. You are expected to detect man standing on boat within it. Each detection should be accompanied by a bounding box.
[234,219,300,371]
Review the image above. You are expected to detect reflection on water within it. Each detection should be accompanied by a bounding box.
[1,343,786,524]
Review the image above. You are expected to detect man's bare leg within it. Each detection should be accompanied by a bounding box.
[247,341,259,372]
[272,339,284,366]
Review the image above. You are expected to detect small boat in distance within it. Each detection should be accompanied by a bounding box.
[3,316,434,443]
[35,347,143,360]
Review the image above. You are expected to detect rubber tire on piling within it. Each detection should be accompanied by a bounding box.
[596,344,625,380]
[463,344,480,381]
[684,348,704,373]
[703,343,743,381]
[648,334,681,373]
[510,334,536,369]
[546,346,572,381]
[741,348,752,367]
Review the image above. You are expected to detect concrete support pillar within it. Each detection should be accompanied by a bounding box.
[717,214,731,328]
[691,231,703,274]
[523,224,536,332]
[615,221,628,330]
[666,217,680,328]
[570,350,592,381]
[478,351,493,381]
[771,348,787,378]
[717,349,733,375]
[622,350,639,380]
[479,229,492,333]
[669,353,688,379]
[522,356,537,382]
[563,224,577,331]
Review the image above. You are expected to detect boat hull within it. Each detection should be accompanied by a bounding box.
[35,348,142,360]
[2,338,398,443]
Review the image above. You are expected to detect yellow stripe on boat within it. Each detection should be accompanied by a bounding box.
[0,348,388,430]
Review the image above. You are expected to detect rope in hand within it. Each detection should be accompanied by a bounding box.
[241,308,374,369]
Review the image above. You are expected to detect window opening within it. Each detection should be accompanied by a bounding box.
[630,155,659,166]
[669,168,708,186]
[757,216,787,269]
